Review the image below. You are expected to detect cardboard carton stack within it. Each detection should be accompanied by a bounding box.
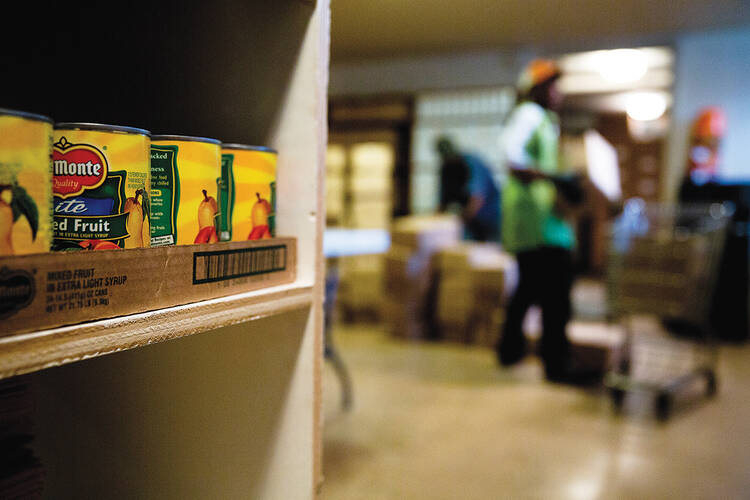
[347,143,393,230]
[471,252,516,348]
[433,243,513,346]
[337,254,385,320]
[384,215,461,339]
[329,141,394,319]
[325,144,346,226]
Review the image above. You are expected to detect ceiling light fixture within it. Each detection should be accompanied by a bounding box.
[626,91,668,121]
[597,49,648,84]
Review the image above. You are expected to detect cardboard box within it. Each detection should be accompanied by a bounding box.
[382,244,438,339]
[432,243,510,344]
[383,298,427,340]
[348,202,392,229]
[390,215,461,253]
[0,238,296,336]
[526,321,624,374]
[338,267,384,317]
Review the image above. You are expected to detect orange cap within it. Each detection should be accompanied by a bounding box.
[692,107,727,139]
[518,59,561,93]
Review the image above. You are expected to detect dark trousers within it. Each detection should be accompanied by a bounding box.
[497,246,573,376]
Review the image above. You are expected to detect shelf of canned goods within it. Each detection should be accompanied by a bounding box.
[0,0,329,498]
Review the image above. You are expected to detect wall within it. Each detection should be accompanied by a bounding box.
[665,26,750,199]
[411,88,515,213]
[330,49,532,96]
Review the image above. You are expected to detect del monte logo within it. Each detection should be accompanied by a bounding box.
[53,136,108,197]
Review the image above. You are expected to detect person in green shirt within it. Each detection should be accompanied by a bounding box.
[496,59,585,383]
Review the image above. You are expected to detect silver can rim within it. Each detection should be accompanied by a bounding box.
[222,143,278,154]
[55,122,151,136]
[0,107,54,124]
[152,134,221,145]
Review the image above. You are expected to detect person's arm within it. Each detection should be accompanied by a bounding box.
[463,193,485,222]
[508,163,546,183]
[502,103,547,183]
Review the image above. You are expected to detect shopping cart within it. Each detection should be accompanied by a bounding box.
[605,199,733,420]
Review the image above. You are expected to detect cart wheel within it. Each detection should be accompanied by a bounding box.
[611,388,626,411]
[656,393,672,421]
[705,371,718,397]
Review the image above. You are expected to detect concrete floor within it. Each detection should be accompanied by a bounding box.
[321,323,750,500]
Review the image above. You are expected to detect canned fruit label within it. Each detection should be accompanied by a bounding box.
[220,149,276,242]
[150,140,220,246]
[0,114,53,255]
[149,145,179,246]
[52,130,150,251]
[217,154,234,241]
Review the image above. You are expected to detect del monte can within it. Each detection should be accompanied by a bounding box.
[52,123,151,251]
[0,108,54,255]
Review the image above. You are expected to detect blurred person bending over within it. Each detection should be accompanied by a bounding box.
[678,107,726,199]
[496,59,584,382]
[437,137,501,242]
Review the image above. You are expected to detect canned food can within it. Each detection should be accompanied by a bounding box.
[52,123,151,251]
[219,144,277,241]
[150,135,221,246]
[0,109,54,255]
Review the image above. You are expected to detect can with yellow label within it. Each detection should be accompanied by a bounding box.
[219,144,277,241]
[150,135,221,246]
[52,123,151,251]
[0,109,54,255]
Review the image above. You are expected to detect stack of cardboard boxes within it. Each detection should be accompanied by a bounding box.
[384,215,461,339]
[325,144,346,226]
[337,254,385,320]
[335,142,394,319]
[433,243,515,347]
[347,143,393,230]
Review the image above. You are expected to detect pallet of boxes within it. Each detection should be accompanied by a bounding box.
[334,142,393,321]
[433,243,516,347]
[383,215,461,339]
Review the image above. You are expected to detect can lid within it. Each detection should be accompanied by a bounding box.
[152,134,221,145]
[55,122,151,136]
[222,143,278,154]
[0,107,54,124]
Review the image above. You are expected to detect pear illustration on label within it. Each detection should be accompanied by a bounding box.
[0,192,13,255]
[0,110,52,255]
[124,189,146,248]
[194,189,219,243]
[0,183,41,256]
[248,192,272,240]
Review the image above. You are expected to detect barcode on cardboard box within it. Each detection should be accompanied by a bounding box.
[193,245,287,284]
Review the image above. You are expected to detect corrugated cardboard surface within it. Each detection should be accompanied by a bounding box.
[390,215,460,252]
[0,238,296,336]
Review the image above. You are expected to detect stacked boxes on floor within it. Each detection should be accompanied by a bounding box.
[471,252,515,348]
[325,144,346,226]
[384,215,461,339]
[346,142,393,230]
[434,246,475,343]
[434,243,514,346]
[336,142,394,319]
[338,254,385,320]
